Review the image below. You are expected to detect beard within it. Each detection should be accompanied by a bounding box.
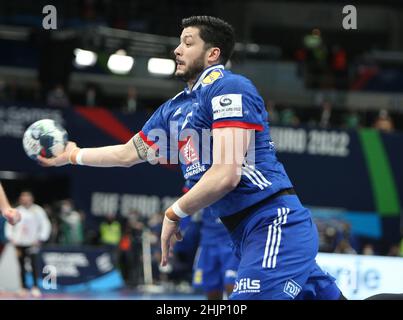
[175,53,206,83]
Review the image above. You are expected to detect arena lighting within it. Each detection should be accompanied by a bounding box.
[74,48,97,68]
[147,58,176,75]
[107,49,134,74]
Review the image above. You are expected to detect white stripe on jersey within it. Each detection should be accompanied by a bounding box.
[266,208,282,268]
[245,164,272,186]
[242,165,271,190]
[272,208,289,268]
[262,207,289,268]
[243,166,268,189]
[262,224,273,268]
[172,91,184,100]
[192,65,225,91]
[243,169,265,190]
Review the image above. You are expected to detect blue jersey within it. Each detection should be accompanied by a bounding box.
[140,64,293,219]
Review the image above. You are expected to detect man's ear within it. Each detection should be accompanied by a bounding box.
[207,47,221,64]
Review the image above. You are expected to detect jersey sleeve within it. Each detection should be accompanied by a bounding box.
[206,77,266,131]
[139,101,170,151]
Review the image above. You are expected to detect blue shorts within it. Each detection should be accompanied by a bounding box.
[228,195,341,300]
[193,243,240,293]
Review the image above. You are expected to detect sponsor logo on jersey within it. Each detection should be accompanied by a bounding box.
[202,69,223,85]
[233,278,261,294]
[283,279,302,298]
[212,94,243,120]
[181,137,199,164]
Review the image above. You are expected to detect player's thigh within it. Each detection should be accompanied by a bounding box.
[296,262,342,300]
[230,209,318,300]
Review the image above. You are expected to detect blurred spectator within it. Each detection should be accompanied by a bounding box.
[5,191,51,298]
[46,84,70,108]
[43,203,59,244]
[373,109,394,133]
[361,243,375,255]
[265,99,279,125]
[126,210,147,286]
[319,101,332,128]
[294,47,307,78]
[343,111,361,129]
[387,244,401,257]
[280,108,300,127]
[0,79,6,100]
[334,239,357,254]
[334,222,360,254]
[118,224,135,287]
[85,83,98,107]
[58,200,84,245]
[330,45,348,90]
[123,86,138,113]
[99,213,122,246]
[303,28,328,89]
[320,225,338,252]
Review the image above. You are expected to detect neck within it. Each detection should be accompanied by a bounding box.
[186,63,218,91]
[187,78,197,91]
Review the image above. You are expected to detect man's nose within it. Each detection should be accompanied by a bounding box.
[174,44,182,56]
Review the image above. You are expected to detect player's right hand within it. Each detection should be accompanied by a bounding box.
[37,141,78,167]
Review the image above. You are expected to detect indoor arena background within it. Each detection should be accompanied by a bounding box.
[0,0,402,300]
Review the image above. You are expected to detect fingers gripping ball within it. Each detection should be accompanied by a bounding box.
[22,119,68,160]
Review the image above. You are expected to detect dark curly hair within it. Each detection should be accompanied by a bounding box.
[181,16,235,65]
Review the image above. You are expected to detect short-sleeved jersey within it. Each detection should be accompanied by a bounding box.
[140,64,293,218]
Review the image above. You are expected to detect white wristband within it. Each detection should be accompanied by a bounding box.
[76,149,84,165]
[172,201,189,218]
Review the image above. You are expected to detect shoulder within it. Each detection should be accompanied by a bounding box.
[147,92,183,122]
[207,70,257,96]
[33,204,46,213]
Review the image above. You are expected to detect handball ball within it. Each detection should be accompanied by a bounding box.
[22,119,68,160]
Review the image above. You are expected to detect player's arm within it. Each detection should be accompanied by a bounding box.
[38,132,149,167]
[0,183,21,225]
[173,127,250,216]
[161,127,250,266]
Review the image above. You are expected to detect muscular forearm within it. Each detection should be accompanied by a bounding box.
[38,134,145,168]
[78,144,143,167]
[177,165,240,215]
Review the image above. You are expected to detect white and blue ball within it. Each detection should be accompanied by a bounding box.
[22,119,68,160]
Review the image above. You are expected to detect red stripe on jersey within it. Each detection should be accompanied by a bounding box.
[139,131,156,148]
[212,121,264,131]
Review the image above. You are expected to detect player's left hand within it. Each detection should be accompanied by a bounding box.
[160,207,183,267]
[37,141,78,167]
[2,208,21,225]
